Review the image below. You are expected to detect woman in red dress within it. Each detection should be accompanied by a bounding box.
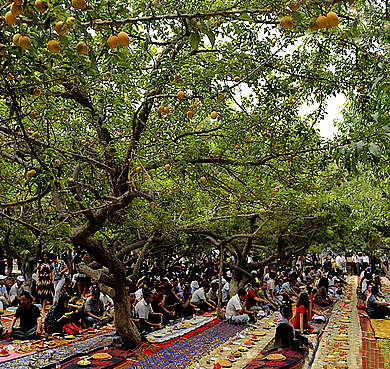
[292,293,313,334]
[36,252,54,311]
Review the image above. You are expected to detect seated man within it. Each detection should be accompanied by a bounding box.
[152,285,175,324]
[0,275,10,308]
[84,287,112,327]
[226,288,252,324]
[366,285,390,319]
[135,291,163,334]
[206,282,219,305]
[191,283,216,311]
[258,280,277,314]
[8,291,42,340]
[9,276,26,306]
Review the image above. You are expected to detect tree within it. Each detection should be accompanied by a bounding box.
[0,0,373,348]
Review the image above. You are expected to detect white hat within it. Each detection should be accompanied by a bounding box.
[17,276,25,282]
[0,275,6,280]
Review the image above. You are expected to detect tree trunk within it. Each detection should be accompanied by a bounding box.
[6,257,13,276]
[380,260,390,279]
[112,273,141,348]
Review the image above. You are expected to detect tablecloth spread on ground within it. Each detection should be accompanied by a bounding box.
[56,348,131,369]
[130,321,246,369]
[244,347,304,369]
[0,331,117,369]
[146,315,217,343]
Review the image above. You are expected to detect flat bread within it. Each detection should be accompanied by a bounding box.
[217,358,232,367]
[339,319,351,323]
[334,336,348,341]
[266,353,286,361]
[92,352,112,361]
[253,331,266,336]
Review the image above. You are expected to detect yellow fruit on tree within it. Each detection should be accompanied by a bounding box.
[164,164,170,171]
[177,90,185,99]
[54,21,67,35]
[0,44,7,58]
[317,15,327,29]
[65,17,75,28]
[75,41,88,55]
[308,17,319,31]
[26,169,37,179]
[218,92,225,100]
[158,105,165,113]
[12,33,22,46]
[11,3,23,16]
[106,71,111,78]
[18,36,31,50]
[187,110,194,119]
[280,16,293,29]
[35,0,48,13]
[93,18,103,31]
[72,0,86,10]
[287,0,300,11]
[164,106,170,114]
[107,35,118,48]
[6,73,13,80]
[200,176,207,184]
[5,11,17,25]
[210,111,218,119]
[47,40,60,53]
[33,131,40,139]
[259,208,266,215]
[326,11,339,27]
[234,76,241,82]
[117,31,130,46]
[33,88,41,97]
[136,167,142,173]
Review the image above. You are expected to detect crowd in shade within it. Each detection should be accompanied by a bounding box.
[0,250,389,353]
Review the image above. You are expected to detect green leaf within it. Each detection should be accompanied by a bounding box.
[368,143,381,163]
[233,23,242,34]
[238,13,252,21]
[189,32,200,50]
[204,29,215,46]
[351,140,364,157]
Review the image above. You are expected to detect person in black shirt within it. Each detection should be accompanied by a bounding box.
[8,291,42,339]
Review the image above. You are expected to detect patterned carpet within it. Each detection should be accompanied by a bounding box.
[0,331,117,369]
[130,321,246,369]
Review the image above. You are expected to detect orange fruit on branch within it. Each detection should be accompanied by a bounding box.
[117,31,130,46]
[47,40,60,53]
[280,16,293,29]
[317,15,327,29]
[326,11,339,27]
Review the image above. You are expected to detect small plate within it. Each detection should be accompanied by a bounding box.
[77,359,91,366]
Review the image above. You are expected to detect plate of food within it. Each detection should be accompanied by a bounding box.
[231,350,242,358]
[226,353,236,362]
[243,341,252,347]
[263,324,272,329]
[238,346,248,352]
[216,358,232,367]
[0,348,9,357]
[92,352,112,361]
[77,359,91,366]
[65,335,75,340]
[154,333,162,337]
[266,353,286,362]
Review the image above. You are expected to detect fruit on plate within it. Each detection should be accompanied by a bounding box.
[38,341,45,348]
[231,350,241,357]
[238,346,248,352]
[0,348,9,356]
[251,335,259,340]
[77,359,91,366]
[263,324,271,329]
[243,341,251,347]
[226,353,236,362]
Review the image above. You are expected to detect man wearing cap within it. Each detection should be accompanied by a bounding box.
[9,276,27,306]
[0,275,10,308]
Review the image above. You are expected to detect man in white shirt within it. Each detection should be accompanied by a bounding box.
[226,288,251,324]
[191,284,216,311]
[0,275,10,308]
[135,291,163,333]
[335,255,343,270]
[222,280,230,300]
[9,276,26,306]
[362,253,370,271]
